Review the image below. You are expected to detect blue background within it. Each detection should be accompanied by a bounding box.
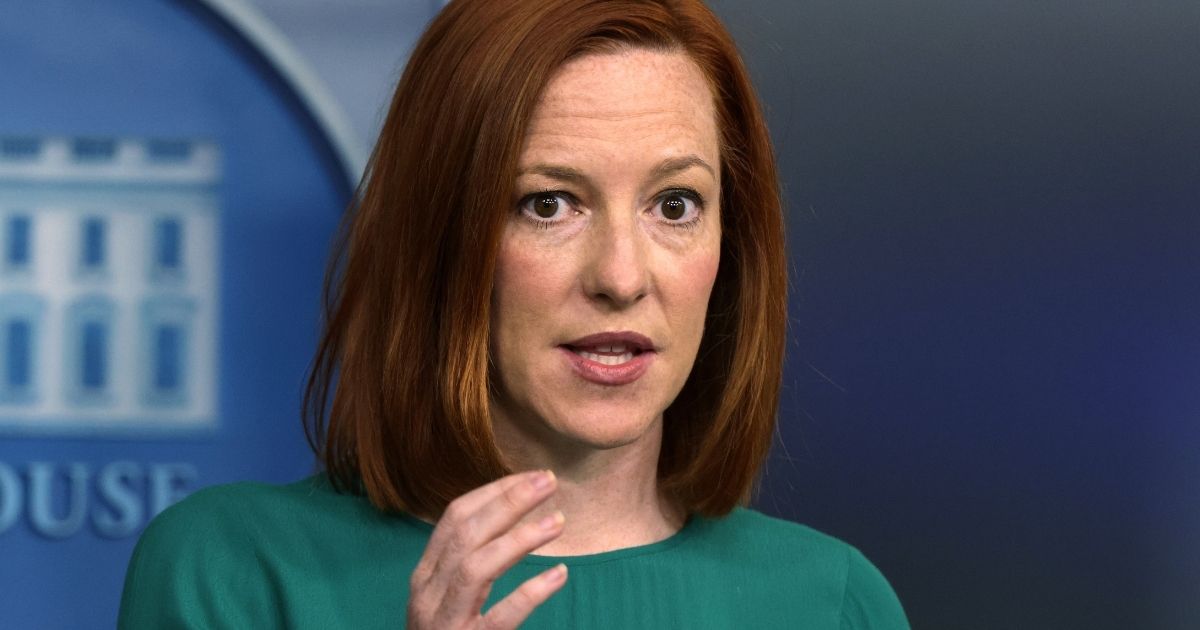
[0,1,347,627]
[709,1,1200,628]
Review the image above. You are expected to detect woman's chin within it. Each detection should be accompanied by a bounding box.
[547,404,663,451]
[560,425,654,452]
[505,400,663,454]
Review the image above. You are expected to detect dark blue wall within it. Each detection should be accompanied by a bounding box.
[710,1,1200,628]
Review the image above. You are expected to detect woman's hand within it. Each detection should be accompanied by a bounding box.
[407,470,568,629]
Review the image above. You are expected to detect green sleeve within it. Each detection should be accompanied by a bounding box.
[839,547,910,630]
[117,486,283,629]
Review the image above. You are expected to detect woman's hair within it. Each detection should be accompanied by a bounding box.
[305,0,786,518]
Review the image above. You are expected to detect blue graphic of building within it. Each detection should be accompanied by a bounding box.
[0,136,220,433]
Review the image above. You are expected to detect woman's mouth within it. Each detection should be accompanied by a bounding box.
[559,332,656,385]
[570,343,637,366]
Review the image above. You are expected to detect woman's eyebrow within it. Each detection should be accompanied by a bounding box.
[518,164,588,184]
[518,155,715,184]
[648,155,715,181]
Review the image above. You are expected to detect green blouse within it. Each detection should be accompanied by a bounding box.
[119,475,909,629]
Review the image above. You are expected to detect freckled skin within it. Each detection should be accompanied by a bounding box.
[490,50,722,459]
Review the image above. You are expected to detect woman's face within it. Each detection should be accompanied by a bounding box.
[490,49,722,454]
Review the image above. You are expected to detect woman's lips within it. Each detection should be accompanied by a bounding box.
[558,331,657,385]
[558,346,655,385]
[564,331,655,352]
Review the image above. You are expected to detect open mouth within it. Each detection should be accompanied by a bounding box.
[559,331,656,384]
[564,343,645,366]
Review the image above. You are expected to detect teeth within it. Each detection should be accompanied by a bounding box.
[592,343,628,353]
[575,350,635,365]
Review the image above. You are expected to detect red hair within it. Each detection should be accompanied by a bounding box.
[305,0,786,517]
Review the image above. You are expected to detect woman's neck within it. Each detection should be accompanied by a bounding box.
[491,413,687,557]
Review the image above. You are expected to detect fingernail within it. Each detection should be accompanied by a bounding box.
[530,470,555,491]
[543,564,567,583]
[539,511,564,531]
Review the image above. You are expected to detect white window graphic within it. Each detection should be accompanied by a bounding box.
[0,135,220,433]
[79,216,108,274]
[151,216,185,281]
[5,214,33,272]
[0,293,45,404]
[1,137,41,161]
[72,138,117,162]
[66,297,115,405]
[141,297,194,407]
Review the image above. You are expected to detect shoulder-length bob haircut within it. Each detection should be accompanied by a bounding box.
[305,0,786,518]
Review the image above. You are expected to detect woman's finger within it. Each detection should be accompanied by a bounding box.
[440,471,538,524]
[411,471,544,587]
[479,564,568,630]
[425,471,558,597]
[435,510,565,622]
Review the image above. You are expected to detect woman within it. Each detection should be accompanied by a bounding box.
[119,1,909,628]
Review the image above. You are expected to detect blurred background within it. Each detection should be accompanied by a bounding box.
[0,0,1196,628]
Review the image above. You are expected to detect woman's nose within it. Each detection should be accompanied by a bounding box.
[581,214,649,309]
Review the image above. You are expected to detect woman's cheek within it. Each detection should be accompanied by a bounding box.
[674,243,721,307]
[495,240,568,330]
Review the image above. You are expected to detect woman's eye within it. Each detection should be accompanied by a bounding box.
[652,191,701,224]
[518,192,573,223]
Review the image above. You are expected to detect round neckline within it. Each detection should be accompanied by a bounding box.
[397,512,704,567]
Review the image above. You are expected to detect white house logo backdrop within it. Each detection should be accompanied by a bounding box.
[0,136,219,434]
[0,1,367,627]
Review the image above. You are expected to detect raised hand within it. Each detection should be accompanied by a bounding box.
[407,470,568,629]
